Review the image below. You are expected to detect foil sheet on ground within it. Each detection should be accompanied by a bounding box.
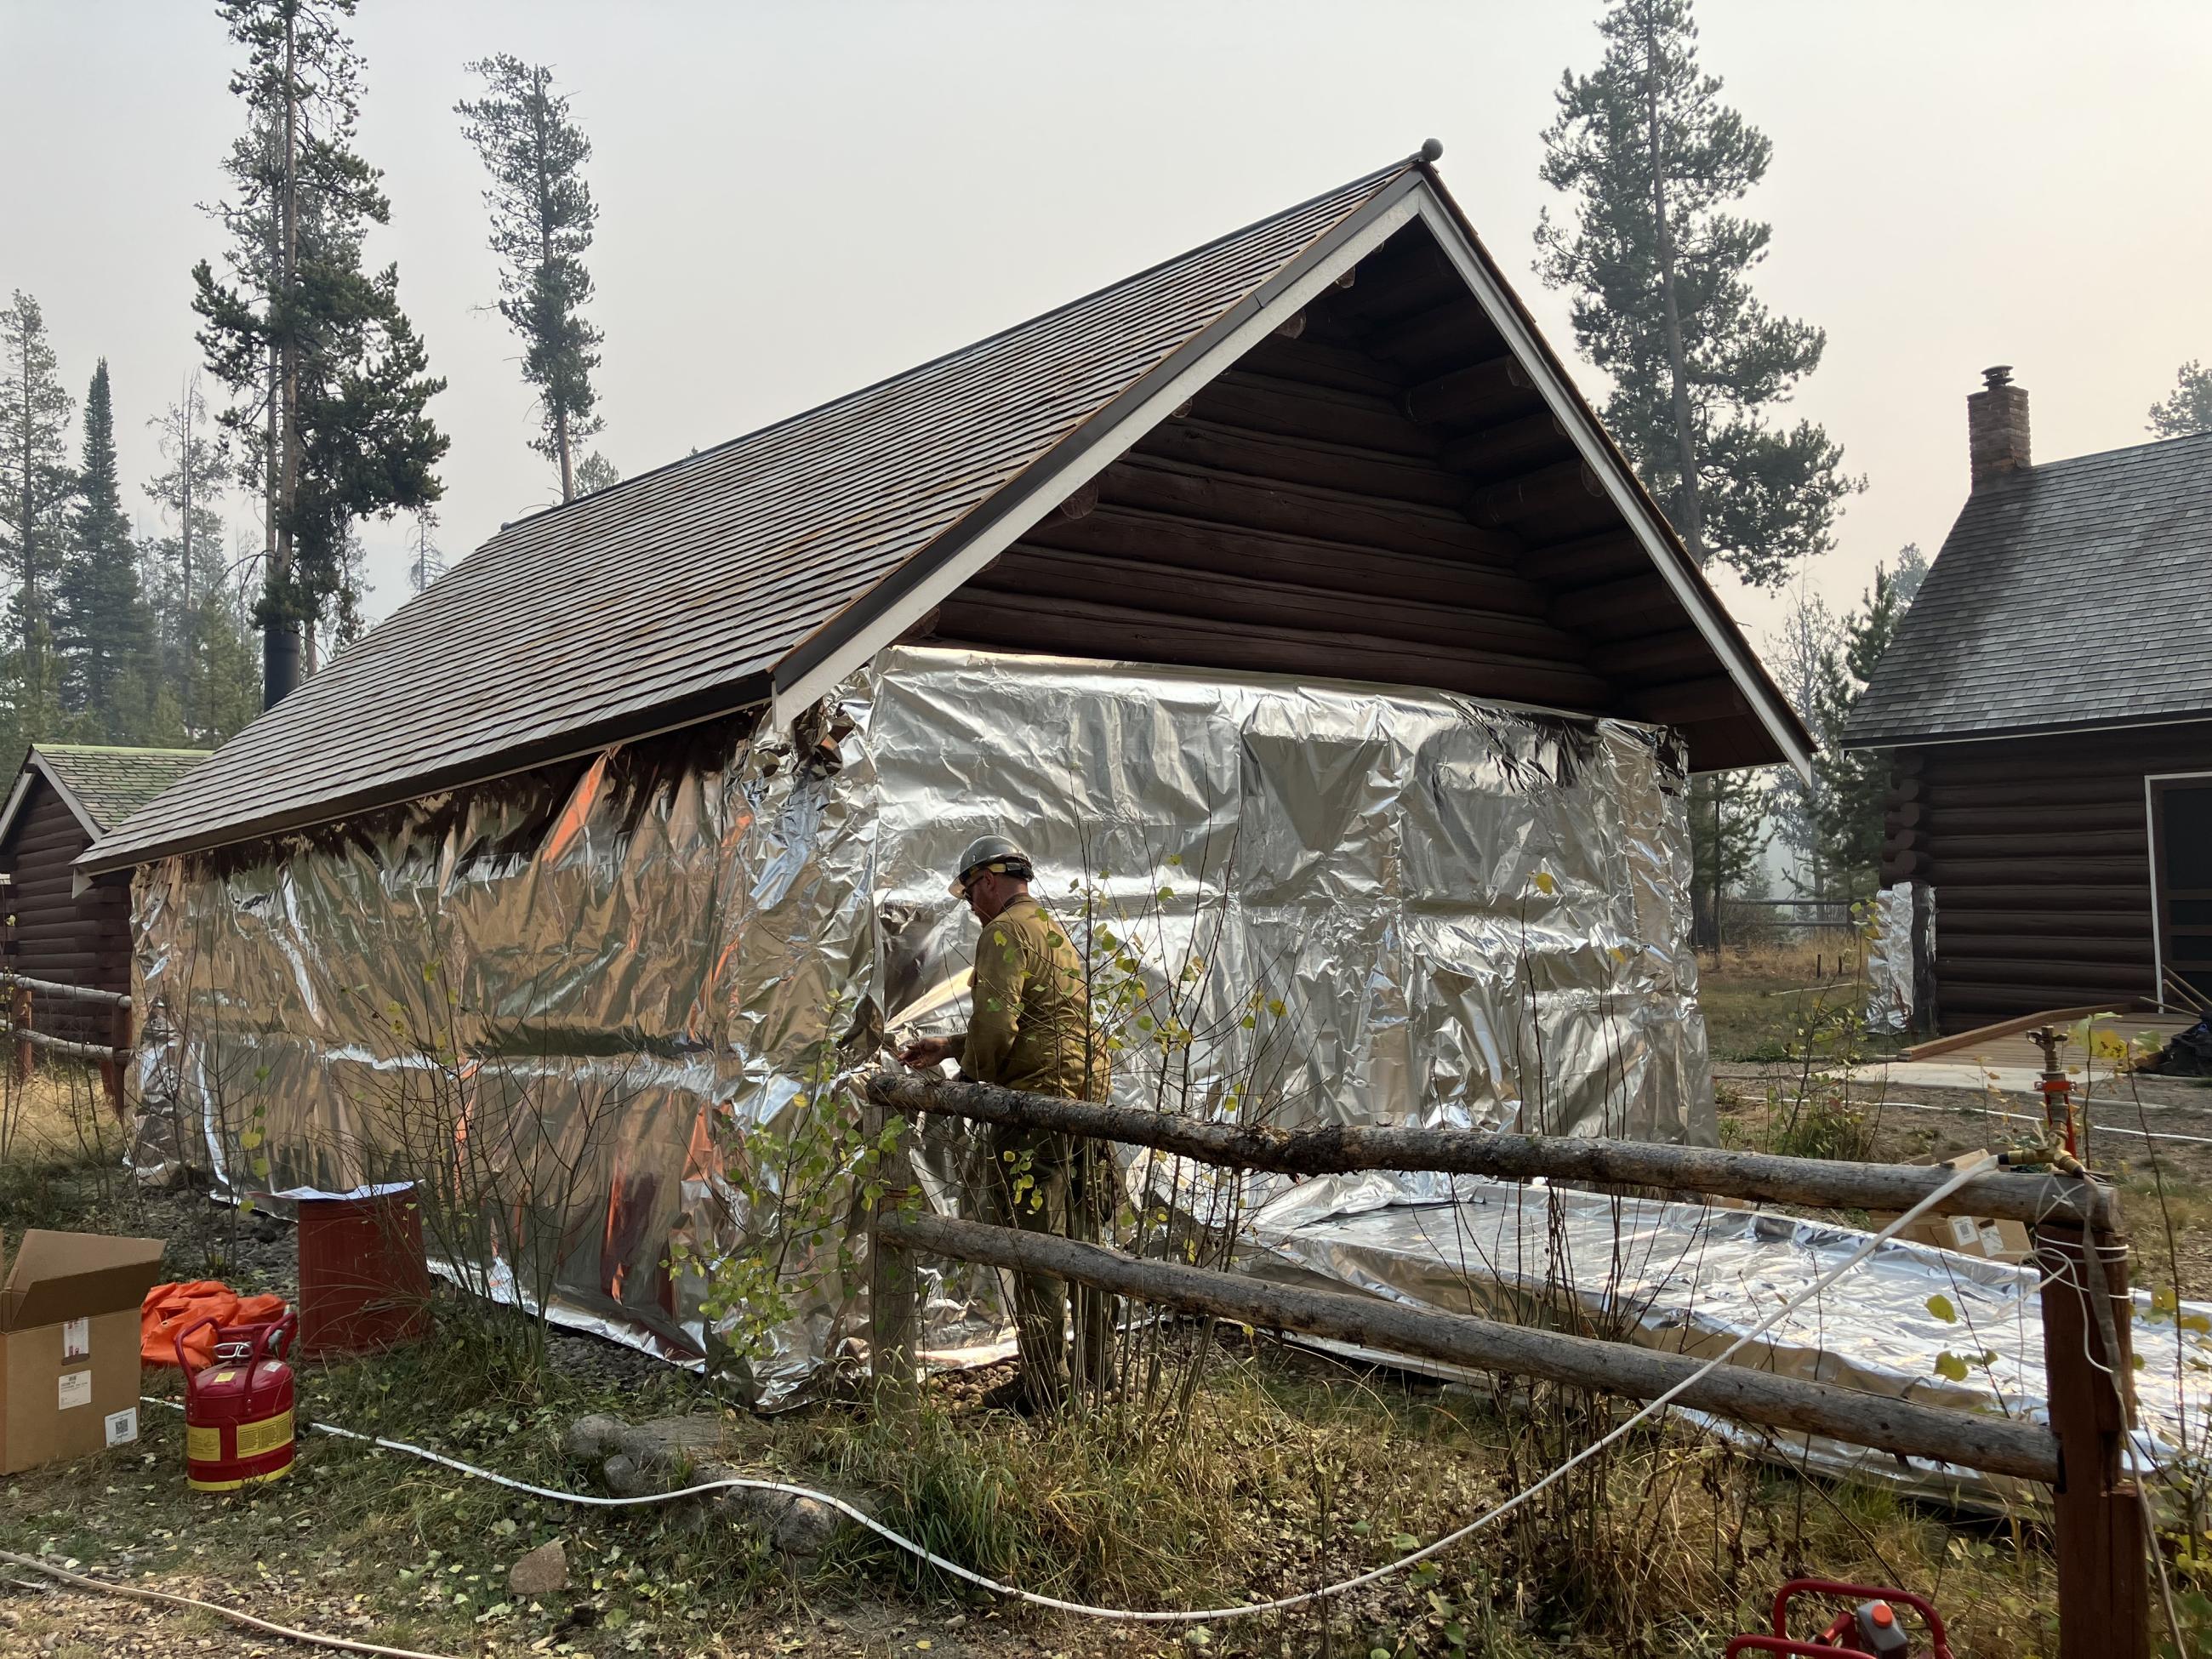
[133,646,1707,1404]
[1244,1177,2211,1508]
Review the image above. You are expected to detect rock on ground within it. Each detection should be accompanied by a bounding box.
[507,1537,568,1599]
[563,1412,861,1562]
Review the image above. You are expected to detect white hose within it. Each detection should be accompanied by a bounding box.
[0,1548,457,1659]
[129,1154,2002,1628]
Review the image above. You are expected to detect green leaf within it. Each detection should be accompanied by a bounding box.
[1934,1351,1970,1382]
[1925,1294,1958,1324]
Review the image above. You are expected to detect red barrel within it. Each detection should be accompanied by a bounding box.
[297,1186,433,1357]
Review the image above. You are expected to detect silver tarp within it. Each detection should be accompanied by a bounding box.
[135,647,1705,1400]
[1245,1176,2212,1509]
[1866,882,1916,1035]
[129,646,2209,1503]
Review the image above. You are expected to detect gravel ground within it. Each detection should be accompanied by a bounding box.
[1713,1058,2212,1293]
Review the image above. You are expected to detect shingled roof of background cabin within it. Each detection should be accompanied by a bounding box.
[1846,430,2212,747]
[82,151,1808,875]
[3,744,210,840]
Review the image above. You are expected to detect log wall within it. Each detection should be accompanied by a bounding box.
[0,778,131,1043]
[927,225,1776,771]
[1883,719,2212,1029]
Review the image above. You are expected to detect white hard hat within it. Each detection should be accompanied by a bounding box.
[949,835,1034,895]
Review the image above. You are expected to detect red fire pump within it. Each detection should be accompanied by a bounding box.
[175,1308,299,1492]
[1724,1578,1952,1658]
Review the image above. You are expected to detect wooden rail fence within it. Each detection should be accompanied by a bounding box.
[5,969,134,1115]
[864,1072,2148,1659]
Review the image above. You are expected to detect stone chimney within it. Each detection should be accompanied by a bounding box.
[1967,364,2031,489]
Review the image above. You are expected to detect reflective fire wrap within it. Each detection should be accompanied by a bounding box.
[133,647,1707,1402]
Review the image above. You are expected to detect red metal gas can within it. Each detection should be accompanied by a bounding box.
[177,1310,298,1491]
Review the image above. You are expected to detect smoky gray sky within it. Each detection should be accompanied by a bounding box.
[4,0,2209,659]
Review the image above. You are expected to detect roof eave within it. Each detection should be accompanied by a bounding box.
[77,671,777,875]
[1842,707,2212,751]
[1405,174,1814,781]
[1,748,108,844]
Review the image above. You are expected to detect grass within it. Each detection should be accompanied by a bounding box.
[1696,933,1907,1064]
[0,1133,2084,1659]
[4,1047,2204,1655]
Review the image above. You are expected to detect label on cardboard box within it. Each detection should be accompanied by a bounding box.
[1947,1215,1979,1250]
[57,1369,91,1411]
[104,1408,138,1448]
[61,1317,88,1360]
[1979,1224,2007,1257]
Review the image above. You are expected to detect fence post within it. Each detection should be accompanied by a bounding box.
[100,999,130,1123]
[9,982,31,1086]
[2038,1217,2148,1659]
[865,1100,918,1402]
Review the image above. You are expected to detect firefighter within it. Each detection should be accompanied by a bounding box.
[898,835,1107,1412]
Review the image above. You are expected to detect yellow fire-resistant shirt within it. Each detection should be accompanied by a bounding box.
[946,896,1108,1100]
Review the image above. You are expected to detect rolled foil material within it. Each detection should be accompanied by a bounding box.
[1866,883,1915,1035]
[135,646,1705,1406]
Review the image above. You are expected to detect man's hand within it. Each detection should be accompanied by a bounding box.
[898,1035,955,1070]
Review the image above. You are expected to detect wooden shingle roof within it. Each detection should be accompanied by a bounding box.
[82,153,1809,874]
[0,745,208,845]
[1847,431,2212,746]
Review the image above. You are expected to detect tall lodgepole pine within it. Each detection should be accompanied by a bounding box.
[458,55,605,502]
[0,292,74,738]
[1536,0,1859,589]
[60,361,154,738]
[194,0,447,709]
[145,376,228,740]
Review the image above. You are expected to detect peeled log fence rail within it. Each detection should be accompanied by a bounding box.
[862,1070,2146,1659]
[5,971,134,1107]
[878,1210,2061,1484]
[861,1072,2119,1229]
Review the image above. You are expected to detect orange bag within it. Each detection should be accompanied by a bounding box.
[141,1281,288,1370]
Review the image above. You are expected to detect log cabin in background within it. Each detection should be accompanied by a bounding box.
[0,744,208,1048]
[1844,369,2212,1031]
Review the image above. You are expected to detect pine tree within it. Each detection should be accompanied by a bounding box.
[457,56,604,501]
[407,507,445,591]
[0,291,75,748]
[2148,362,2212,439]
[145,377,230,741]
[573,450,619,497]
[1809,556,1916,898]
[1688,769,1770,947]
[1763,584,1842,895]
[58,361,155,738]
[193,0,447,708]
[1536,0,1860,588]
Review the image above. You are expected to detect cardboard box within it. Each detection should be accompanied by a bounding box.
[1,1229,168,1474]
[1873,1152,2032,1266]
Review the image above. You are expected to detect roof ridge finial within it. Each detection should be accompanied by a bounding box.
[1417,137,1444,165]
